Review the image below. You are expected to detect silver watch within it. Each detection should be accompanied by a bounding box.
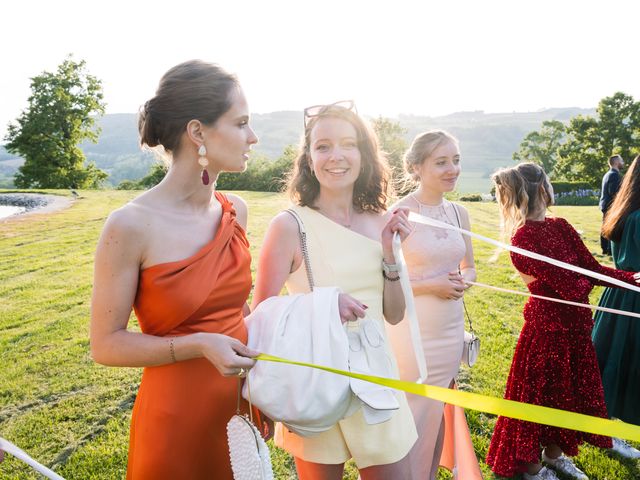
[382,260,401,275]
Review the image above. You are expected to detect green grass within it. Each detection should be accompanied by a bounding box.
[1,191,639,479]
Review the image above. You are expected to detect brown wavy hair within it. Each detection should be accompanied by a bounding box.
[602,155,640,242]
[286,106,392,213]
[492,162,553,239]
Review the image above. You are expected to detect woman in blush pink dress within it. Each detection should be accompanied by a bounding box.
[388,130,482,479]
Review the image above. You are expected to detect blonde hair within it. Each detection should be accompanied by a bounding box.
[403,130,459,185]
[492,162,553,239]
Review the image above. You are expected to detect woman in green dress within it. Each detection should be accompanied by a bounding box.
[593,155,640,457]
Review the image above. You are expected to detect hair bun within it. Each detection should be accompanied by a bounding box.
[138,99,160,148]
[136,60,238,154]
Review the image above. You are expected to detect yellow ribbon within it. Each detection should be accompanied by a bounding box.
[255,353,640,442]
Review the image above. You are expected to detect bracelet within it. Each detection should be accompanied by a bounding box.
[383,270,401,282]
[169,337,177,363]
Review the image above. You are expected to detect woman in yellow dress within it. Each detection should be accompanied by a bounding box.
[252,101,417,480]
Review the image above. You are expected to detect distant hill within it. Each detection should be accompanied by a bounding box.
[0,107,596,192]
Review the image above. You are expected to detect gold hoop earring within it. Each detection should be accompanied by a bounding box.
[198,145,209,185]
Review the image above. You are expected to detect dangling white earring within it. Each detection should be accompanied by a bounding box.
[198,145,210,185]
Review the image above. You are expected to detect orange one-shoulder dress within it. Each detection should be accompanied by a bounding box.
[126,192,256,479]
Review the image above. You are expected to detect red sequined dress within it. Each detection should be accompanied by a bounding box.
[486,217,636,478]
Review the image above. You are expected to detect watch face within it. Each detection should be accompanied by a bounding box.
[382,261,400,273]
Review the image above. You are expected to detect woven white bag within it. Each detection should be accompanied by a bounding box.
[226,378,273,480]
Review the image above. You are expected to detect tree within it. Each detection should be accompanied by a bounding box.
[555,92,640,186]
[5,56,107,188]
[218,145,296,192]
[116,162,168,190]
[554,115,602,185]
[512,120,566,177]
[137,163,168,189]
[597,92,640,161]
[371,117,408,193]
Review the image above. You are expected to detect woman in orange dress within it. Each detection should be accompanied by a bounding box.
[90,60,260,479]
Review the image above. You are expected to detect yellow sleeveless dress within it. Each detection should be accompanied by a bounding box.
[274,205,417,468]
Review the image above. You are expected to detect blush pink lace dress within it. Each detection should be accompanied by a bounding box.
[387,197,482,479]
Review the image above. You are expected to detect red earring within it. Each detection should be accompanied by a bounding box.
[198,145,209,185]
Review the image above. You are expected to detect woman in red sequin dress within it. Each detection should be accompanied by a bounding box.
[486,163,640,480]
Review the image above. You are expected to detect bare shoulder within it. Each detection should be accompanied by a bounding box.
[379,195,416,218]
[269,210,300,237]
[96,203,149,265]
[225,193,248,228]
[390,195,415,210]
[225,193,247,213]
[387,196,418,222]
[364,208,391,233]
[104,202,148,237]
[259,210,302,272]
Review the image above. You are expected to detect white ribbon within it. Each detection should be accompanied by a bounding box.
[392,232,428,382]
[467,281,640,319]
[408,212,640,294]
[0,437,65,480]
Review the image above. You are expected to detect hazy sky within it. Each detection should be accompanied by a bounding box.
[1,0,639,138]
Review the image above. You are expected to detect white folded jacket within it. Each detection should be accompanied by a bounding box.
[244,287,398,437]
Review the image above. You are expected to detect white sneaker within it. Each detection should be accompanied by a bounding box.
[523,466,560,480]
[611,438,640,459]
[542,451,588,480]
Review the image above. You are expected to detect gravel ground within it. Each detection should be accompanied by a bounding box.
[0,193,74,217]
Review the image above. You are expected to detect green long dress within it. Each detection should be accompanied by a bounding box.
[592,210,640,425]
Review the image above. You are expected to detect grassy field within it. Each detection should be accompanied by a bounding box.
[456,170,492,194]
[1,190,639,479]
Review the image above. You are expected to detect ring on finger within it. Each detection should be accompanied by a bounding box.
[237,367,247,377]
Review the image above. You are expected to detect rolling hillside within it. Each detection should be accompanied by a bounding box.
[0,107,595,191]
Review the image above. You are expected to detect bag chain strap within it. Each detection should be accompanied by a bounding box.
[451,203,475,336]
[286,209,315,291]
[237,376,253,423]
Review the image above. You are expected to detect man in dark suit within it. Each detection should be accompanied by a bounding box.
[599,154,624,255]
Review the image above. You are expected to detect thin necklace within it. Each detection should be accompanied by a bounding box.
[317,206,353,228]
[411,192,444,207]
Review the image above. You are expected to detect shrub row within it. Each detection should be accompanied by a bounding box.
[118,152,296,192]
[550,181,594,194]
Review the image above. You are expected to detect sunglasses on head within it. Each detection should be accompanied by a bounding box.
[303,100,357,127]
